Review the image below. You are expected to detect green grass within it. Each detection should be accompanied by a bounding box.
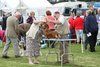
[0,44,100,67]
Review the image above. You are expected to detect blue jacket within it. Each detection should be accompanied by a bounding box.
[85,15,98,34]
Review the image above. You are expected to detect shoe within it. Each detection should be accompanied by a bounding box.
[2,55,10,58]
[63,61,69,64]
[15,55,20,58]
[90,50,95,52]
[84,46,87,50]
[29,62,34,64]
[57,60,69,64]
[34,60,40,64]
[89,48,95,52]
[57,61,61,63]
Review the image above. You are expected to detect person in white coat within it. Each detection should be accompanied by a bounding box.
[26,11,43,64]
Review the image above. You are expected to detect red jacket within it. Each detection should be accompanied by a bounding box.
[68,17,74,29]
[73,16,84,30]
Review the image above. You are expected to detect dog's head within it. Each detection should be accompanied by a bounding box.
[19,41,25,49]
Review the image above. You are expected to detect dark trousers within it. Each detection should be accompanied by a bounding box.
[69,29,74,39]
[84,34,88,50]
[88,32,98,52]
[60,35,69,63]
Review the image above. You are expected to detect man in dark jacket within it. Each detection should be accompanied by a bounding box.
[1,13,12,30]
[19,15,24,24]
[1,13,8,30]
[85,10,98,52]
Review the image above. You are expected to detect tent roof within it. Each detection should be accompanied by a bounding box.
[2,0,19,9]
[0,1,12,12]
[16,0,28,9]
[53,1,87,8]
[0,2,3,8]
[23,0,52,8]
[1,0,52,9]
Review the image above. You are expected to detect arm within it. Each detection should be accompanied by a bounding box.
[47,16,64,24]
[84,17,90,34]
[15,19,19,35]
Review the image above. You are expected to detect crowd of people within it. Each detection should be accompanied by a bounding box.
[68,5,99,52]
[0,4,100,65]
[0,10,69,64]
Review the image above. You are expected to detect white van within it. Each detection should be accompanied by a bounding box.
[49,1,88,19]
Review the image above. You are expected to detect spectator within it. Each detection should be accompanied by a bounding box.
[83,11,89,50]
[68,12,75,39]
[83,4,95,49]
[88,4,96,16]
[96,8,100,45]
[19,15,24,24]
[2,12,21,58]
[1,13,8,30]
[44,10,55,30]
[44,10,56,48]
[26,11,36,24]
[85,10,98,52]
[15,11,23,24]
[49,11,69,64]
[73,12,84,44]
[96,8,100,31]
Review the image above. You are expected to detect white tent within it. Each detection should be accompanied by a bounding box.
[0,0,52,22]
[23,0,52,8]
[0,1,3,9]
[1,0,19,9]
[23,0,52,20]
[0,1,12,12]
[1,0,52,9]
[16,0,28,9]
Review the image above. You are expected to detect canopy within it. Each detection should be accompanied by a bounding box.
[0,2,3,9]
[1,0,52,9]
[53,2,87,8]
[16,0,28,9]
[23,0,52,8]
[0,1,12,12]
[1,0,19,9]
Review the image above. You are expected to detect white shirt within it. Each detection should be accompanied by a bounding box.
[26,22,39,39]
[58,15,65,24]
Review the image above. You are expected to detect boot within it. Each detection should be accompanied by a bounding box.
[34,56,40,64]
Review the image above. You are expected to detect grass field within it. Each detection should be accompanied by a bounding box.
[0,44,100,67]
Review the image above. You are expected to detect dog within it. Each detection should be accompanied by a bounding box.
[19,41,26,56]
[40,22,61,39]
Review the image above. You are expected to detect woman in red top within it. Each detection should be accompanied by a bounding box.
[43,10,56,48]
[73,13,84,43]
[68,12,75,39]
[44,10,55,30]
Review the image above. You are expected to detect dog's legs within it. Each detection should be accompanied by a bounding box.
[21,49,24,56]
[19,49,22,55]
